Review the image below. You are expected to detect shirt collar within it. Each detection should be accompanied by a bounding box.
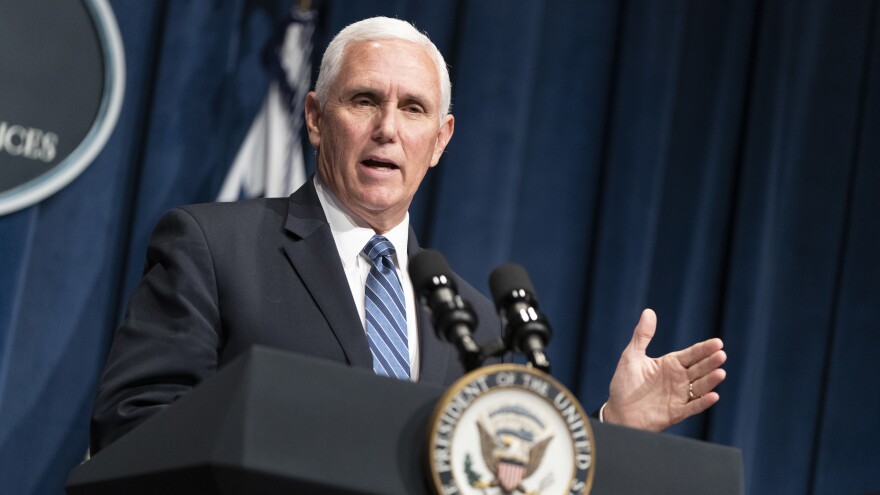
[313,175,410,269]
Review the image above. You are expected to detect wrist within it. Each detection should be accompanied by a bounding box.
[602,399,625,426]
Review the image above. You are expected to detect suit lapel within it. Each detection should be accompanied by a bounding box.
[280,181,373,370]
[407,233,453,385]
[279,181,455,383]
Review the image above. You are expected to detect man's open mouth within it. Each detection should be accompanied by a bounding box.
[362,159,398,170]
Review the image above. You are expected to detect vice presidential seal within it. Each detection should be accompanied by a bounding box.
[428,364,595,495]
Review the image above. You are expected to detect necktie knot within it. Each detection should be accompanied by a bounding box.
[363,235,396,262]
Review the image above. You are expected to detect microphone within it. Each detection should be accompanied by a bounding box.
[489,263,552,373]
[409,250,481,371]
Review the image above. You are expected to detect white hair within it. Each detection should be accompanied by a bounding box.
[314,17,452,122]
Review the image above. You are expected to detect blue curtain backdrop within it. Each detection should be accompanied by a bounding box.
[0,1,878,494]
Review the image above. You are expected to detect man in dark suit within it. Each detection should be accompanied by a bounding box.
[91,16,726,452]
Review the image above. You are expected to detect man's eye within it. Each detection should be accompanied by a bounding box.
[354,98,374,106]
[404,105,425,114]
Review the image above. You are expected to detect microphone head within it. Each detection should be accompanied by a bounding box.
[489,263,537,308]
[409,249,455,293]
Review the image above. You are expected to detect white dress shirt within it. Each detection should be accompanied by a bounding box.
[313,176,420,380]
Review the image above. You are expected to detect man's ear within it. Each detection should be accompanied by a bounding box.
[304,92,322,148]
[430,114,455,167]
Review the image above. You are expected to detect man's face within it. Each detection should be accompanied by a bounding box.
[305,39,454,232]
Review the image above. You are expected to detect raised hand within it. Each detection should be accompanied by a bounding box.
[602,309,727,431]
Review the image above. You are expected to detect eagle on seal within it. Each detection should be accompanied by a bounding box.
[476,417,554,494]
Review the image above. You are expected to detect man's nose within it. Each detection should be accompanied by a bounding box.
[371,106,398,142]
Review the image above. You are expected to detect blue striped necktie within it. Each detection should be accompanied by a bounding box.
[363,235,410,379]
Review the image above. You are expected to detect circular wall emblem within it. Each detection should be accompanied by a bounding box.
[0,0,125,215]
[428,364,595,495]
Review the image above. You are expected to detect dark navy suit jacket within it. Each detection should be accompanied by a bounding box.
[91,180,502,451]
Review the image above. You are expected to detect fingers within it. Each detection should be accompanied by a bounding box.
[629,308,657,354]
[686,345,727,400]
[686,349,727,382]
[677,337,724,368]
[689,368,727,398]
[682,391,721,418]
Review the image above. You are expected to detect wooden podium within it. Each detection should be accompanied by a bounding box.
[67,346,743,494]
